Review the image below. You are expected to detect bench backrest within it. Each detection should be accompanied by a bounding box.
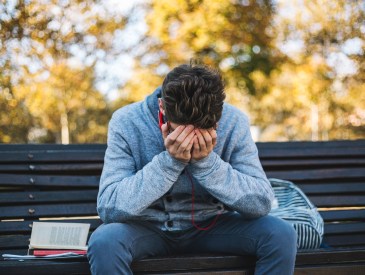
[0,140,364,255]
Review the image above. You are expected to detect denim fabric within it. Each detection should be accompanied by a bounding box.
[88,213,297,275]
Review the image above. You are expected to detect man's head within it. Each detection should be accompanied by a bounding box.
[159,64,225,129]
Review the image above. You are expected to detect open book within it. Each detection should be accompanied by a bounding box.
[29,222,90,250]
[2,222,90,260]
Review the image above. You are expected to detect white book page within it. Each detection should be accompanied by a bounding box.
[29,222,90,250]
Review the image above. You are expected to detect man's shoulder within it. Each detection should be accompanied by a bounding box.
[109,101,143,128]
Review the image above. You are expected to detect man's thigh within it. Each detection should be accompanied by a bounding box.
[88,221,172,260]
[182,212,293,256]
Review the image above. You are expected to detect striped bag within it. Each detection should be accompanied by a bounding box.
[269,178,324,250]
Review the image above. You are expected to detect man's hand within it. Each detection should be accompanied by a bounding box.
[191,128,217,161]
[162,124,196,163]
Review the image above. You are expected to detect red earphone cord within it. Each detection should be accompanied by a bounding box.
[185,169,221,231]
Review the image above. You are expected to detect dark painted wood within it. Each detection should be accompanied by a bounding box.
[0,190,98,204]
[0,174,100,187]
[266,168,365,181]
[0,163,103,172]
[0,203,97,219]
[0,260,92,275]
[294,264,365,275]
[0,140,364,274]
[256,139,365,148]
[258,148,365,158]
[308,194,365,207]
[297,182,365,194]
[309,195,365,207]
[323,234,365,247]
[1,249,365,274]
[0,144,106,151]
[324,222,365,234]
[319,209,365,222]
[0,151,105,162]
[262,158,365,168]
[0,219,102,234]
[0,235,31,249]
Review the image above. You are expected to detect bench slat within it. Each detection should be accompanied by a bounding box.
[267,168,365,181]
[0,151,105,163]
[0,190,98,205]
[310,195,365,207]
[0,144,106,151]
[1,159,363,172]
[324,222,365,235]
[262,158,365,168]
[256,140,365,148]
[0,163,103,172]
[297,182,365,194]
[0,174,100,187]
[320,209,365,222]
[258,148,365,158]
[324,234,365,247]
[0,203,97,219]
[0,219,101,234]
[0,235,31,249]
[0,250,354,273]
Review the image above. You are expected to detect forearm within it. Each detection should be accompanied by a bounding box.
[97,151,187,223]
[189,152,274,218]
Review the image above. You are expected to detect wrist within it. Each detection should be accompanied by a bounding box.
[190,151,215,165]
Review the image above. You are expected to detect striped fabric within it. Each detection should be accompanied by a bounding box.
[269,178,324,250]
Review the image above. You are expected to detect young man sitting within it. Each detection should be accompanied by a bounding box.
[88,64,297,275]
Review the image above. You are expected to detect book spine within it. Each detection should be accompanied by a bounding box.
[33,250,87,256]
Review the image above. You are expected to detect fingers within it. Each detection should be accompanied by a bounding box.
[195,129,206,150]
[209,128,217,147]
[163,123,217,163]
[192,136,200,154]
[187,135,196,153]
[177,128,196,153]
[161,123,169,140]
[164,124,196,163]
[164,125,186,147]
[176,125,195,145]
[202,129,214,151]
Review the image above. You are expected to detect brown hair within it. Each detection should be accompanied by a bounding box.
[161,64,225,129]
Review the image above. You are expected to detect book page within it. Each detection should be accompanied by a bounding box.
[29,222,90,250]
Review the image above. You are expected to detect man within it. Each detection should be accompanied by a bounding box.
[88,64,297,274]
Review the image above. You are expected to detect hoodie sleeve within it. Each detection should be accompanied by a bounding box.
[97,114,187,223]
[189,112,275,218]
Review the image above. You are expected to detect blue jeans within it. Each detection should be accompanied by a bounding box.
[88,212,297,275]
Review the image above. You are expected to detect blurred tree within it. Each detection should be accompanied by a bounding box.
[15,63,111,143]
[0,0,126,143]
[0,57,34,142]
[252,0,365,141]
[121,0,364,141]
[121,0,283,105]
[0,89,33,143]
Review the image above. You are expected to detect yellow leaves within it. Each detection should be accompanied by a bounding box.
[250,71,267,91]
[10,63,110,143]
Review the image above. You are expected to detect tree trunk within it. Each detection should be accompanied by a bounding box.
[311,103,319,141]
[61,112,69,144]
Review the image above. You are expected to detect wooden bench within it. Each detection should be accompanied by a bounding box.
[0,140,365,274]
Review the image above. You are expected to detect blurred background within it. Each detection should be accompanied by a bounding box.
[0,0,364,144]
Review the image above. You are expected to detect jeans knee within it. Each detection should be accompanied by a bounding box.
[88,223,130,255]
[268,218,297,255]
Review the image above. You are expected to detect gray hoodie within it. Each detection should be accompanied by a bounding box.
[97,87,275,231]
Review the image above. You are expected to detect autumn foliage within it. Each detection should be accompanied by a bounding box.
[0,0,364,143]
